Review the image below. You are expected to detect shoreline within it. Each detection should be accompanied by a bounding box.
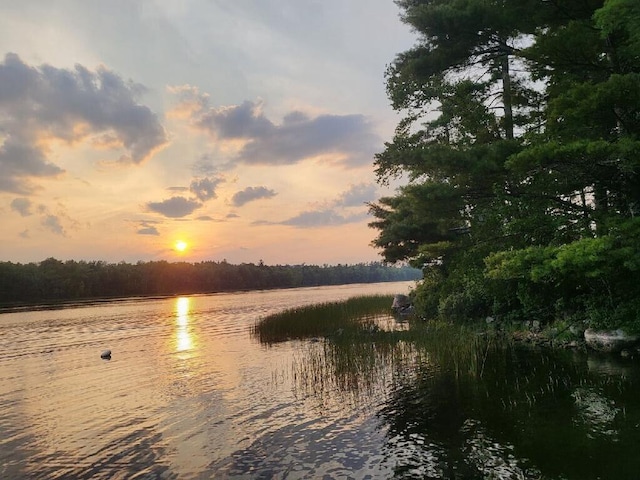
[0,280,413,314]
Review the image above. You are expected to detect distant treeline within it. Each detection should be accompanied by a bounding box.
[0,258,420,306]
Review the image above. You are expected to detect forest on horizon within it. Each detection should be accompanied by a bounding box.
[0,258,420,306]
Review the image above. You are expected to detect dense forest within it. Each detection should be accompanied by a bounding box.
[369,0,640,330]
[0,258,420,306]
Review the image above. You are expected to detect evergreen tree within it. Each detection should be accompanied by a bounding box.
[370,0,640,327]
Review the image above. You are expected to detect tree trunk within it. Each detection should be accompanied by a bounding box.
[594,185,609,235]
[501,53,514,140]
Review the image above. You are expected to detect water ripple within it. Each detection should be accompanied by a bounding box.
[4,282,639,479]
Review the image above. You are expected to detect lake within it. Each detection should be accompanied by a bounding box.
[1,281,639,479]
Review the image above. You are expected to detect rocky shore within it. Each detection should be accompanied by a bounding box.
[506,321,640,358]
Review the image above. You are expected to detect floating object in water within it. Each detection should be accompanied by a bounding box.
[100,349,112,359]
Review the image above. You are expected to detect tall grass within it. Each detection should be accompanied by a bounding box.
[255,294,507,401]
[252,294,394,344]
[409,321,503,379]
[290,321,504,406]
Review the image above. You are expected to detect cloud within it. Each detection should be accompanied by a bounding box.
[190,176,224,201]
[10,197,33,216]
[172,88,380,168]
[279,209,369,228]
[249,183,374,229]
[237,111,379,167]
[10,200,76,237]
[146,196,202,218]
[0,138,64,193]
[136,220,160,235]
[231,186,277,206]
[0,53,168,193]
[334,183,377,207]
[137,226,160,235]
[191,153,222,176]
[197,100,273,140]
[41,214,65,236]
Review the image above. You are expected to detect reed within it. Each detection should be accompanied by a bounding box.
[408,321,500,378]
[252,294,393,344]
[256,295,509,400]
[291,323,501,403]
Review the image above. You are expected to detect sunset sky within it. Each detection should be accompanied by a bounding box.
[0,0,416,265]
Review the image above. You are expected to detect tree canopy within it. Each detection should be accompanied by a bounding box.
[0,259,421,308]
[370,0,640,329]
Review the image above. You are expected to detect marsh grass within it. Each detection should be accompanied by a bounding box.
[256,295,509,401]
[252,294,394,344]
[292,339,415,406]
[409,321,504,379]
[268,296,640,457]
[291,324,504,406]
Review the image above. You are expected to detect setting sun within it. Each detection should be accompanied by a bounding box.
[175,240,188,253]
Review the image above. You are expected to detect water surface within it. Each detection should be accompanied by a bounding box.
[1,281,639,479]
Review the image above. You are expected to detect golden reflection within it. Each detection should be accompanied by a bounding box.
[175,297,194,353]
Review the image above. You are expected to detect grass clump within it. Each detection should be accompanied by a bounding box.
[255,294,509,396]
[252,294,393,344]
[254,294,500,377]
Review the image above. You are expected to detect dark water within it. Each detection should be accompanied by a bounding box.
[1,282,639,479]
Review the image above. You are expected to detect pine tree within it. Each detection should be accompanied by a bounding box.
[370,0,640,326]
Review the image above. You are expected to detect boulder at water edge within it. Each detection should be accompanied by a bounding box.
[584,329,639,353]
[392,294,411,312]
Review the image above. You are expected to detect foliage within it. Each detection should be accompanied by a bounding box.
[485,218,640,328]
[0,259,420,307]
[369,0,640,330]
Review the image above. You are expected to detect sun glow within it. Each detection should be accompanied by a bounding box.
[174,240,188,253]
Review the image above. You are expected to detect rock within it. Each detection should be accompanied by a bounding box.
[569,324,586,336]
[584,329,639,353]
[392,294,411,311]
[398,305,415,316]
[392,294,414,316]
[101,349,112,359]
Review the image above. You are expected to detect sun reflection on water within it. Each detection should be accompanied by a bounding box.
[175,297,194,353]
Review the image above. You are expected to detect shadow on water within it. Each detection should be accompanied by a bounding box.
[258,310,640,479]
[3,425,178,480]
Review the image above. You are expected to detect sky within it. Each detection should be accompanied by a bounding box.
[0,0,417,265]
